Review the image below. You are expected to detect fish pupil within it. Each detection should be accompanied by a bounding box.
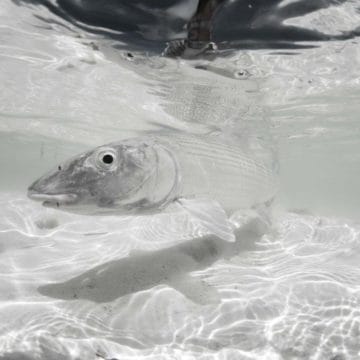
[102,154,114,164]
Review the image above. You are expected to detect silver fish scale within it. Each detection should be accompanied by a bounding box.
[154,134,277,211]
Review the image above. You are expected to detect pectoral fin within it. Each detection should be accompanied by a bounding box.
[176,198,235,242]
[169,274,221,305]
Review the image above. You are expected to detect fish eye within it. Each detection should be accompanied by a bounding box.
[95,148,117,170]
[102,154,113,164]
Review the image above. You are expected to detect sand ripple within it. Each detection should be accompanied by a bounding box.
[0,195,359,359]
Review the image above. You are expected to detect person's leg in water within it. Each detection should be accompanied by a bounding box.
[163,0,227,58]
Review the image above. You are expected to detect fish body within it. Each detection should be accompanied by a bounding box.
[160,133,276,213]
[28,133,277,240]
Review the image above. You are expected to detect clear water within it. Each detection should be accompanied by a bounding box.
[1,1,360,359]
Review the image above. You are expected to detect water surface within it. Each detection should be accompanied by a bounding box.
[1,1,360,359]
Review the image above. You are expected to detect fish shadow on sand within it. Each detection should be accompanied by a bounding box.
[38,219,264,305]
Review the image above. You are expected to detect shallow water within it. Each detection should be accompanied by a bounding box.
[1,1,360,359]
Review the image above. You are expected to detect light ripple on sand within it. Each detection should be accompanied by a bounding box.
[1,193,360,359]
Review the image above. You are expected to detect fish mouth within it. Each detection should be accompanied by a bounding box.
[27,191,78,207]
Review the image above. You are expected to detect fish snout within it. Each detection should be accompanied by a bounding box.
[27,191,77,203]
[28,182,78,206]
[27,180,44,201]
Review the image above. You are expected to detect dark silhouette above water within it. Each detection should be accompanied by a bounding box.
[13,0,360,51]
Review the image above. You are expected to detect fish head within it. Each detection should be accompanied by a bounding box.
[28,139,176,215]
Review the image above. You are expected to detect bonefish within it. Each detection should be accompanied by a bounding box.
[28,133,277,242]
